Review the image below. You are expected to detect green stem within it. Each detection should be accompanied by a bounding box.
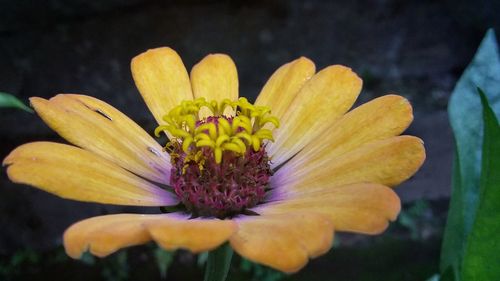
[203,243,233,281]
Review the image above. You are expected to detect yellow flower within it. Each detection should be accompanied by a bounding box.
[2,48,425,273]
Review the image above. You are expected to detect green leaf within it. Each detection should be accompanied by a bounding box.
[440,148,464,280]
[440,266,455,281]
[204,243,233,281]
[0,92,33,112]
[442,28,500,279]
[101,251,128,281]
[426,274,440,281]
[198,252,209,267]
[80,251,96,265]
[461,89,500,280]
[238,258,286,281]
[449,28,500,234]
[154,248,174,279]
[397,199,432,240]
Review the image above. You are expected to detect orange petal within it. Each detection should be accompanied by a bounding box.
[31,94,170,184]
[255,57,315,121]
[268,65,362,167]
[131,47,193,125]
[258,183,400,234]
[283,94,413,177]
[64,213,236,259]
[230,213,333,273]
[64,214,156,258]
[273,136,425,191]
[191,54,238,117]
[3,142,177,206]
[147,213,237,253]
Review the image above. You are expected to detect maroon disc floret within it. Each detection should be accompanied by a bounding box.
[170,145,272,218]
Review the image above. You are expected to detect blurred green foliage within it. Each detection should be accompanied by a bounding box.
[154,248,174,280]
[0,92,32,112]
[204,243,233,281]
[398,199,433,240]
[101,251,128,281]
[0,249,39,278]
[238,258,286,281]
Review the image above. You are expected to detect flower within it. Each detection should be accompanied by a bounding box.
[3,47,425,273]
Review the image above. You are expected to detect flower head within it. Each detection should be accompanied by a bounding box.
[161,96,278,218]
[2,48,425,273]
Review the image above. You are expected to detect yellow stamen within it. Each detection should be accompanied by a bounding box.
[155,97,280,164]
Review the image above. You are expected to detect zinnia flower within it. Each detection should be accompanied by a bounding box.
[3,47,425,273]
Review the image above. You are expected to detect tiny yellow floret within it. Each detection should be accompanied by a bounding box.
[155,97,280,164]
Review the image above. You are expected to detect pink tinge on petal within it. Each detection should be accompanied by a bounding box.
[3,141,178,207]
[261,188,289,203]
[152,189,179,206]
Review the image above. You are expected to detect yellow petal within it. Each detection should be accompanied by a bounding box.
[255,57,315,120]
[190,54,238,117]
[64,213,236,259]
[31,95,170,184]
[64,214,155,258]
[131,47,193,125]
[257,183,400,234]
[273,136,426,192]
[230,213,333,273]
[3,142,177,206]
[147,214,237,253]
[268,65,362,167]
[283,94,413,176]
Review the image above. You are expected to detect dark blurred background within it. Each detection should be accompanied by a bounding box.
[1,0,499,280]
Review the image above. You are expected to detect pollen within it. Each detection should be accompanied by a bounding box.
[155,97,279,218]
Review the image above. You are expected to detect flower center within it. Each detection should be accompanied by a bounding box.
[155,97,279,218]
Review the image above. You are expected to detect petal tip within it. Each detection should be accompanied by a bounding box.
[321,64,363,89]
[205,53,232,60]
[295,56,315,67]
[131,47,183,74]
[132,47,178,62]
[29,96,45,104]
[386,188,402,221]
[29,96,48,111]
[2,152,13,167]
[62,229,86,260]
[409,136,427,166]
[193,53,237,70]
